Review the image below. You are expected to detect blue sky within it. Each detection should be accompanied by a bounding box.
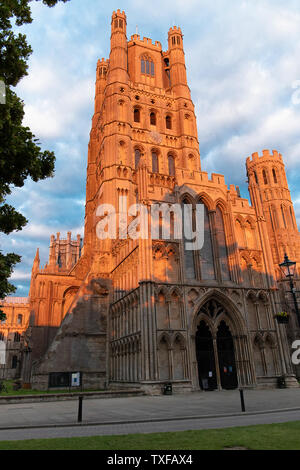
[2,0,300,296]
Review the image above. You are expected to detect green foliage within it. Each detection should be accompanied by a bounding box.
[0,0,69,302]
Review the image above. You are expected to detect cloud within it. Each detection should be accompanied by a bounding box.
[4,0,300,295]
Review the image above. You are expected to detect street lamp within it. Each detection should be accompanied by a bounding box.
[279,253,300,328]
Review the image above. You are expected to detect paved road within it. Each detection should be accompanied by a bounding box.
[0,409,300,441]
[0,388,299,441]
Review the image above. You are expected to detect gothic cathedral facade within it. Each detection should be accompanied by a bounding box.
[2,10,300,392]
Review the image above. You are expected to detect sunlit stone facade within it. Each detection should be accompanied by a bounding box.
[2,11,300,392]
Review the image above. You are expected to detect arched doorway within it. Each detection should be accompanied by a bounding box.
[196,321,217,390]
[195,299,238,390]
[217,321,238,390]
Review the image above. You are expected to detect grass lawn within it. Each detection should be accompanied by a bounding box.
[0,380,100,396]
[0,421,300,450]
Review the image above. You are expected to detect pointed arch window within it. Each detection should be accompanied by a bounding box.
[262,169,268,185]
[135,149,141,169]
[152,152,159,173]
[281,205,287,228]
[141,56,155,76]
[270,205,278,231]
[166,115,172,130]
[134,108,140,123]
[168,155,175,176]
[272,168,278,184]
[215,207,231,281]
[182,198,196,279]
[199,203,216,280]
[150,112,156,126]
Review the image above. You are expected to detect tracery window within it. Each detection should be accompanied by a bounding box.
[200,203,216,280]
[182,199,196,279]
[168,155,175,176]
[141,56,155,76]
[135,149,141,169]
[215,207,231,281]
[152,152,159,173]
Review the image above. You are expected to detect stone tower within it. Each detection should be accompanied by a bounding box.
[246,150,300,279]
[5,11,299,392]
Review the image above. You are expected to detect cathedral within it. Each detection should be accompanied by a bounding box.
[1,10,300,392]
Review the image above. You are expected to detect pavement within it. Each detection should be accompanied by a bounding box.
[0,388,300,432]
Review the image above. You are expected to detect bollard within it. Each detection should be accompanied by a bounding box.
[239,389,246,412]
[78,395,83,422]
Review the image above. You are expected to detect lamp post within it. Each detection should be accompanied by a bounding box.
[279,253,300,328]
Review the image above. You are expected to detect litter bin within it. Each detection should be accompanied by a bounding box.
[163,383,172,395]
[277,375,286,389]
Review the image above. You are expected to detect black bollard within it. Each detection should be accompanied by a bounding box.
[239,389,246,412]
[78,395,83,422]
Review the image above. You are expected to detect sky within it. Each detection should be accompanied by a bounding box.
[2,0,300,296]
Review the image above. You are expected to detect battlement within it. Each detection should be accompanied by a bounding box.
[246,149,283,166]
[128,35,162,50]
[168,26,183,35]
[97,58,109,66]
[209,173,226,186]
[112,9,126,19]
[50,232,81,244]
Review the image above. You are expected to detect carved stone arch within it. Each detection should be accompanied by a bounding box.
[188,288,199,301]
[231,289,241,301]
[192,288,247,337]
[134,143,145,154]
[155,285,168,300]
[214,198,228,213]
[194,310,216,337]
[265,332,276,349]
[244,216,256,229]
[157,332,172,349]
[169,286,182,299]
[173,332,186,348]
[196,192,214,211]
[62,286,79,318]
[178,186,197,205]
[215,311,237,337]
[140,52,154,62]
[258,290,269,305]
[246,290,258,302]
[180,194,196,208]
[235,214,245,227]
[253,333,264,350]
[167,149,177,159]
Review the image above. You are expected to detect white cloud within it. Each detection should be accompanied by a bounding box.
[5,0,300,296]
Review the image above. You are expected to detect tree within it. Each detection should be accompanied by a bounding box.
[0,0,70,319]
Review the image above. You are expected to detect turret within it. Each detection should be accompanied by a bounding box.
[246,149,300,277]
[92,58,109,129]
[168,26,190,99]
[108,10,128,85]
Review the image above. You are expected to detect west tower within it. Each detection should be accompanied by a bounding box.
[7,11,299,392]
